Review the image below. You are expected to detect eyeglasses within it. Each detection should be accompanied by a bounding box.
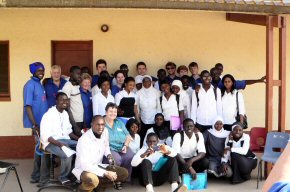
[202,76,211,79]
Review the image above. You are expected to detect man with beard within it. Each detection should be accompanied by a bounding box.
[73,115,128,192]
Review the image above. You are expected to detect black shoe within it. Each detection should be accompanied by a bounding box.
[36,180,49,187]
[61,179,72,187]
[30,179,39,184]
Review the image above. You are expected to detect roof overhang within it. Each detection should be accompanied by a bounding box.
[1,0,290,14]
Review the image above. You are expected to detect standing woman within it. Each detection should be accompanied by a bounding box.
[171,80,191,119]
[136,75,162,144]
[111,70,125,97]
[221,123,257,184]
[79,73,93,130]
[92,77,115,116]
[115,77,139,121]
[104,102,134,186]
[159,80,184,137]
[221,74,246,131]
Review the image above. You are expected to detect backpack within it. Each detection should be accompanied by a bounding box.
[160,94,180,112]
[180,131,199,147]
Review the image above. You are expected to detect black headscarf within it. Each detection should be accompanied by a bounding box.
[153,113,170,140]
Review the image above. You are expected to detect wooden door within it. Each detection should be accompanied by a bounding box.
[51,41,93,76]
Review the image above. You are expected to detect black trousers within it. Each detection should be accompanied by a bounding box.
[140,121,154,146]
[231,152,257,184]
[164,121,178,138]
[196,123,212,133]
[140,157,179,186]
[177,157,209,174]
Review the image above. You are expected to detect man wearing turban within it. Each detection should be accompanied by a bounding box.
[23,62,48,183]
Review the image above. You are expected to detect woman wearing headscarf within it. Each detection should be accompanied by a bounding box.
[143,113,172,147]
[136,75,162,144]
[221,123,257,184]
[171,80,191,119]
[203,117,231,178]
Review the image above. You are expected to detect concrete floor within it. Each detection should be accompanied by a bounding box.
[0,159,264,192]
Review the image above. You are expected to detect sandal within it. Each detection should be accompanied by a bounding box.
[114,181,122,190]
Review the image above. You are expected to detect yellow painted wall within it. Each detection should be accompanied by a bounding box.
[0,8,288,136]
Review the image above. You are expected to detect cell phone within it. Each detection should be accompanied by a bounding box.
[152,145,160,151]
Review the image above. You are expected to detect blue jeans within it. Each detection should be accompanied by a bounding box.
[45,139,77,182]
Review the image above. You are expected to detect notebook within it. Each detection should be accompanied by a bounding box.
[182,173,207,190]
[170,116,181,131]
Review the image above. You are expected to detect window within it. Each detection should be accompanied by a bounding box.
[0,41,10,101]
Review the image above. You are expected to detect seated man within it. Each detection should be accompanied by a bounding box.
[40,92,79,185]
[72,115,128,192]
[172,119,209,179]
[131,133,187,192]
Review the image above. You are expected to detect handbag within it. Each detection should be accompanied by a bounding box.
[182,173,207,190]
[235,92,248,129]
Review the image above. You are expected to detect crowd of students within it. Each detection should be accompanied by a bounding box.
[23,60,266,192]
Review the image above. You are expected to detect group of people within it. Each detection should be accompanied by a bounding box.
[23,60,265,192]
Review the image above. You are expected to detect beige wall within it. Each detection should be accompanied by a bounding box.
[0,8,289,136]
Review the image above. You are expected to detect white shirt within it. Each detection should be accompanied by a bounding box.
[172,132,206,158]
[62,81,84,122]
[221,133,250,163]
[40,106,73,149]
[136,88,161,124]
[92,92,115,116]
[154,81,160,91]
[143,128,173,147]
[190,85,222,125]
[179,91,191,119]
[161,94,184,121]
[72,128,111,180]
[115,90,136,106]
[222,90,246,124]
[131,145,177,169]
[129,134,141,154]
[91,85,111,97]
[185,87,194,99]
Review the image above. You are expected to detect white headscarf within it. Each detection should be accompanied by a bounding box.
[140,75,155,97]
[172,80,185,95]
[208,116,230,138]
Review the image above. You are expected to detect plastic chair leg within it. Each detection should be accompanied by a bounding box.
[256,160,260,189]
[0,168,10,192]
[12,167,23,192]
[256,160,263,189]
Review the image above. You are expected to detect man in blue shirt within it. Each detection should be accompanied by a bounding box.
[44,65,67,109]
[92,59,107,87]
[165,62,181,85]
[23,62,48,183]
[210,67,265,90]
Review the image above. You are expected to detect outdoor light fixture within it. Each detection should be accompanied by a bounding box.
[101,24,109,32]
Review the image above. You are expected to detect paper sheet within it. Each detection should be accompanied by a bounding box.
[61,146,76,158]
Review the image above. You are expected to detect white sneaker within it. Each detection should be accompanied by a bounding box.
[146,184,154,192]
[0,168,6,174]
